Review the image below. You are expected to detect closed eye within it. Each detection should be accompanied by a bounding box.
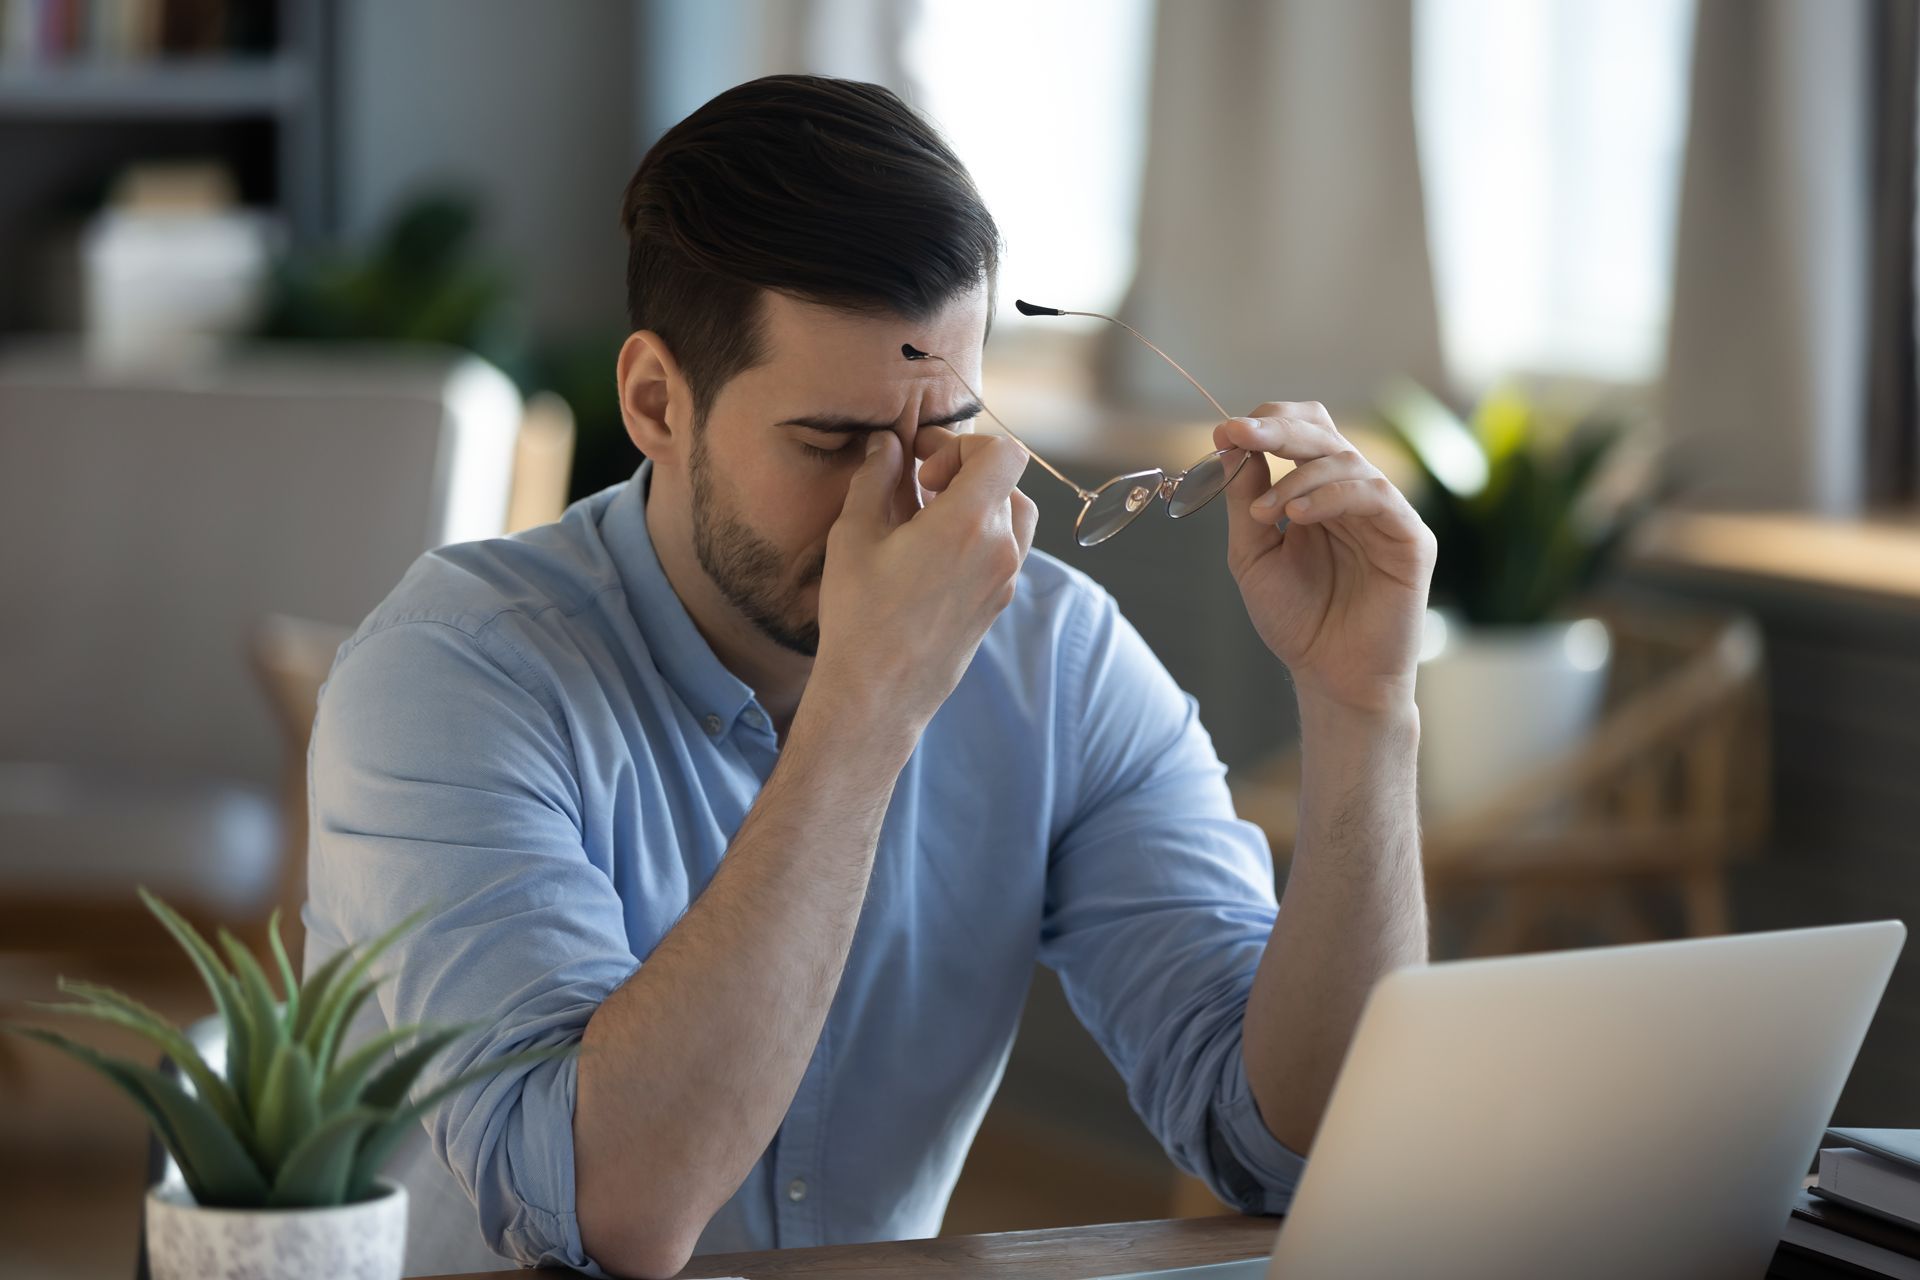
[799,439,857,462]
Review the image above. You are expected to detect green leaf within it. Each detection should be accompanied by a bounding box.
[35,984,248,1141]
[300,908,431,1066]
[136,889,253,1111]
[315,977,380,1076]
[6,1025,270,1207]
[254,1040,320,1175]
[321,1021,473,1113]
[289,948,352,1045]
[346,1044,577,1201]
[269,1106,383,1208]
[1377,377,1488,499]
[356,1025,474,1113]
[266,909,301,1034]
[219,930,287,1112]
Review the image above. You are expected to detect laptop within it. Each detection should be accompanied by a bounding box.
[1097,921,1905,1280]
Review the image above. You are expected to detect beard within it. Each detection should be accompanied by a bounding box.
[689,432,825,657]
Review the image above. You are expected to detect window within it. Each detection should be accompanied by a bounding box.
[903,0,1157,333]
[1414,0,1697,391]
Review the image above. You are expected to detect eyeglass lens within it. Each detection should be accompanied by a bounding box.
[1078,471,1168,546]
[1167,448,1249,518]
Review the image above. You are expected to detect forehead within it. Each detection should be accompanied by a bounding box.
[738,288,989,410]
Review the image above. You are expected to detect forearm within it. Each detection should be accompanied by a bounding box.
[573,687,916,1278]
[1243,688,1428,1154]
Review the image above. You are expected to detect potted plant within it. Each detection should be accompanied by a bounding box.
[3,889,572,1280]
[1375,378,1657,817]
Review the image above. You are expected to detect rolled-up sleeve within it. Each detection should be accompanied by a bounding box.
[307,617,635,1271]
[1038,587,1305,1214]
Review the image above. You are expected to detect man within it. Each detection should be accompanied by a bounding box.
[304,74,1434,1279]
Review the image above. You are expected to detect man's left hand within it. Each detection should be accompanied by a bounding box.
[1214,402,1437,717]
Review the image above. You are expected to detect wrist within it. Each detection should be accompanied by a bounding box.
[1295,679,1420,750]
[791,665,925,771]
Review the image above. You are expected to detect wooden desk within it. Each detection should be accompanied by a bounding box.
[419,1215,1848,1279]
[428,1216,1280,1279]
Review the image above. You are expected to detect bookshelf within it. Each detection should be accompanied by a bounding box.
[0,0,333,333]
[0,54,305,115]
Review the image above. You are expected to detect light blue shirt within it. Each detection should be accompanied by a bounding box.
[303,460,1303,1275]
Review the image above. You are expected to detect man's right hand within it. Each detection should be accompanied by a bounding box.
[811,429,1036,735]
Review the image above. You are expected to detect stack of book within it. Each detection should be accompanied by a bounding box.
[1,0,262,64]
[1779,1129,1920,1278]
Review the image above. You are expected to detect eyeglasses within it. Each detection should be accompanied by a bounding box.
[902,299,1249,547]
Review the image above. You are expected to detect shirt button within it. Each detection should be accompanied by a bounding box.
[787,1176,808,1202]
[703,714,723,736]
[744,707,765,729]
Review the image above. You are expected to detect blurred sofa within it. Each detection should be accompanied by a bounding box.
[0,342,532,955]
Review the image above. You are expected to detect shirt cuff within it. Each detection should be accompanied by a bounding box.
[484,1053,614,1276]
[1207,1046,1307,1216]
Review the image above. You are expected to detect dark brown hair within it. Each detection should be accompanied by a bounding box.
[619,74,1001,424]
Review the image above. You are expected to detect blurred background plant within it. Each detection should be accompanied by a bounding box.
[1376,377,1663,626]
[255,188,631,501]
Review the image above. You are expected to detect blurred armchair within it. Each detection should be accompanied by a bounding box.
[0,343,552,962]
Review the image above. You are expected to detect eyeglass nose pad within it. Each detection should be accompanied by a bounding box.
[1154,475,1181,503]
[1124,483,1156,514]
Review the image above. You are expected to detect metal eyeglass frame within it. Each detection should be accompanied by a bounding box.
[901,299,1249,547]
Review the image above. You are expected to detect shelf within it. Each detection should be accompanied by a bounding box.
[1634,510,1920,603]
[0,57,306,119]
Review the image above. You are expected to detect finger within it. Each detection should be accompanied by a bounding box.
[1248,450,1376,526]
[1253,399,1337,426]
[1210,400,1337,450]
[1220,442,1285,564]
[914,424,961,463]
[917,432,1029,503]
[1213,413,1347,463]
[1281,476,1420,532]
[913,425,965,499]
[1010,487,1039,562]
[837,430,904,536]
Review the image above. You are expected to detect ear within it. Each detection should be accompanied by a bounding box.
[616,330,692,464]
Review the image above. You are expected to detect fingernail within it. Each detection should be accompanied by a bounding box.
[867,433,886,456]
[1253,491,1280,512]
[1291,495,1310,513]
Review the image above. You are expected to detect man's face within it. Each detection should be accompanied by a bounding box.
[683,287,990,656]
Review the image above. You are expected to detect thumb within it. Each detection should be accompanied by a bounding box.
[839,430,903,535]
[1221,436,1285,563]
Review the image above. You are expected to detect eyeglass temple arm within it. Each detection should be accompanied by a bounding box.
[899,345,1094,501]
[1014,299,1234,425]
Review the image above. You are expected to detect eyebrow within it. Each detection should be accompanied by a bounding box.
[776,400,986,435]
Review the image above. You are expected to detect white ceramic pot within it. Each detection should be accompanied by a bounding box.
[145,1179,408,1280]
[1414,610,1612,819]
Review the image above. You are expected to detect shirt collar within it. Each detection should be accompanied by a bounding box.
[601,460,760,738]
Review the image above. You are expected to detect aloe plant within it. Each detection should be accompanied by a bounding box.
[3,888,573,1209]
[1375,378,1657,627]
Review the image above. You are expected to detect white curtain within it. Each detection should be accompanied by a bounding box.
[1662,0,1875,513]
[1108,0,1446,417]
